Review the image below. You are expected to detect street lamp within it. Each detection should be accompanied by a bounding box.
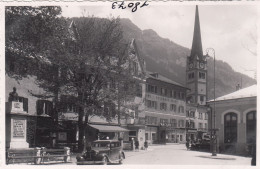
[206,48,217,156]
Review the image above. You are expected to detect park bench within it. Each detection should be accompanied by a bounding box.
[40,147,70,164]
[6,148,41,164]
[6,147,70,164]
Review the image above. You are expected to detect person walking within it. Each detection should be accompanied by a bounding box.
[144,141,148,150]
[135,139,139,151]
[186,140,190,150]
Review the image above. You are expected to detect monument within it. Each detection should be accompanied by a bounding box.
[6,87,29,148]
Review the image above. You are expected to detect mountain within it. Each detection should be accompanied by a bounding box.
[120,18,257,100]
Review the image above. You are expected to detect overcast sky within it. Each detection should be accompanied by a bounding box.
[62,2,257,79]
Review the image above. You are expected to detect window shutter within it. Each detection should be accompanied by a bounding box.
[46,101,53,116]
[23,98,28,112]
[36,100,43,115]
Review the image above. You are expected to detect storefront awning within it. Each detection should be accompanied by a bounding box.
[88,124,129,132]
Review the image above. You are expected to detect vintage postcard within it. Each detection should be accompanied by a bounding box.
[0,0,258,168]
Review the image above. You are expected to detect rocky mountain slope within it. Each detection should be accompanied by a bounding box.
[120,18,256,99]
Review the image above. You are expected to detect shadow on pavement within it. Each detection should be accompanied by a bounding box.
[196,155,236,160]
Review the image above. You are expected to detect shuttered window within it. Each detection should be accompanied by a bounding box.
[36,100,53,116]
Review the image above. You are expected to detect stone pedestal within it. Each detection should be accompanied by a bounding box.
[6,101,29,149]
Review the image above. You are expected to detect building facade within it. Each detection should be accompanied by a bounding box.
[207,85,257,155]
[144,72,187,144]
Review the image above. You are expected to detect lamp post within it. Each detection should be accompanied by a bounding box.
[206,48,217,156]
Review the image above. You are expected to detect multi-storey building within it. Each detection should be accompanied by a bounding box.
[185,6,208,141]
[144,72,187,144]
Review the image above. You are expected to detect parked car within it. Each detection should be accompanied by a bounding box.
[76,140,125,165]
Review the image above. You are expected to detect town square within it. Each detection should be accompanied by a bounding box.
[2,1,257,167]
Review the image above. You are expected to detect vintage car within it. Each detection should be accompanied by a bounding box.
[76,140,125,165]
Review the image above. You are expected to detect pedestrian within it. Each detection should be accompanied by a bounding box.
[251,143,256,166]
[135,139,139,151]
[144,141,148,150]
[186,140,190,150]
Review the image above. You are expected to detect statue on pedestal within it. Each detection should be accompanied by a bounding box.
[9,87,19,102]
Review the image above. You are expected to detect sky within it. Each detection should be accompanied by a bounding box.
[62,2,257,79]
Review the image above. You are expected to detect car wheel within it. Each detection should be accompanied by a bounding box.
[119,153,123,164]
[102,157,108,165]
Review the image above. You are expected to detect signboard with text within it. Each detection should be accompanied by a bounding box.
[13,119,25,138]
[11,102,24,112]
[58,112,78,121]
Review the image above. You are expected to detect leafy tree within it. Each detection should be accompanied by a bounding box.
[6,6,141,151]
[5,6,65,80]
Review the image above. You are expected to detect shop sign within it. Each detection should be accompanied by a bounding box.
[13,119,25,138]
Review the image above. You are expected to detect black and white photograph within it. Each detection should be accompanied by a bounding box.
[2,1,258,167]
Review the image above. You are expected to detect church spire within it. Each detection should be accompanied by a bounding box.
[190,5,203,58]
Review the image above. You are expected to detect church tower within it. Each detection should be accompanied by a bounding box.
[186,5,207,105]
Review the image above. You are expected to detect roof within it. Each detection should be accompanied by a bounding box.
[208,84,257,102]
[88,124,129,132]
[130,39,146,75]
[146,71,186,88]
[190,5,203,59]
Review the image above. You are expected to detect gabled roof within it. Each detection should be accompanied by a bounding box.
[208,84,257,102]
[146,71,186,88]
[129,39,146,76]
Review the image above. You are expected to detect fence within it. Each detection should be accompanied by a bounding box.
[6,147,70,165]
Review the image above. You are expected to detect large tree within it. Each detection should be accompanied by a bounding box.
[6,6,139,151]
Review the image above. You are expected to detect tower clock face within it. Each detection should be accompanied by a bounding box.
[199,62,205,69]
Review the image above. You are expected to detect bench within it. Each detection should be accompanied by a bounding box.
[6,148,41,164]
[40,147,70,163]
[6,147,70,164]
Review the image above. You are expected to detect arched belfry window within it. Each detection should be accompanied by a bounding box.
[246,111,256,144]
[224,113,237,143]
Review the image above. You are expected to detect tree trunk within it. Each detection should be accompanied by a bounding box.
[78,107,85,152]
[118,98,121,125]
